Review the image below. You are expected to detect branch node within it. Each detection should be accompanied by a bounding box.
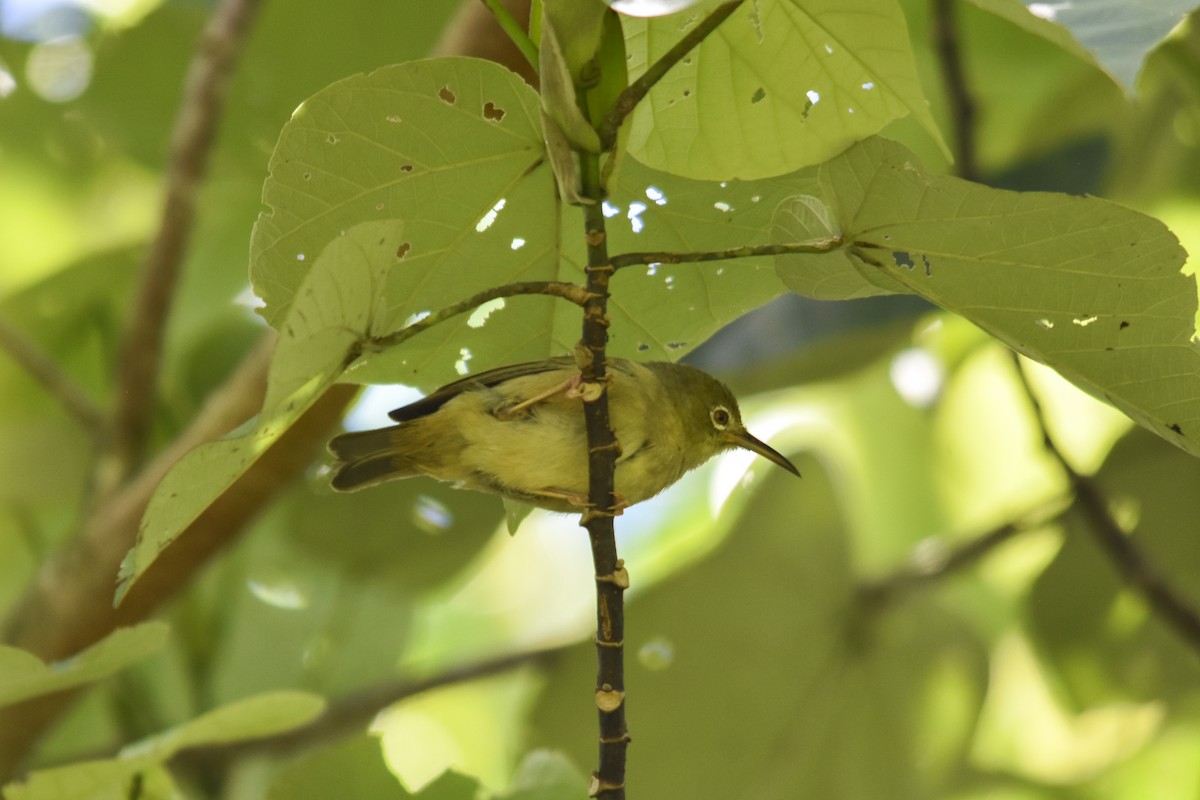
[589,774,626,797]
[595,687,625,712]
[581,504,623,524]
[597,563,630,589]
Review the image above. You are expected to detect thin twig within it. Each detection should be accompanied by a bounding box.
[480,0,538,73]
[596,0,745,149]
[931,0,980,182]
[106,0,263,488]
[0,314,104,433]
[175,644,563,770]
[858,494,1071,609]
[365,280,593,354]
[1009,352,1200,653]
[578,149,629,800]
[609,237,843,271]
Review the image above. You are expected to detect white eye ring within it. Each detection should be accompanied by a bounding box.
[710,406,732,430]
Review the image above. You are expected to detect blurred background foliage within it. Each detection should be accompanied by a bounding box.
[3,0,1200,798]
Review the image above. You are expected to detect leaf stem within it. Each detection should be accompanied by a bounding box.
[931,0,979,181]
[1009,351,1200,653]
[609,236,844,271]
[364,280,592,356]
[0,314,104,434]
[480,0,539,73]
[597,0,745,149]
[857,494,1070,609]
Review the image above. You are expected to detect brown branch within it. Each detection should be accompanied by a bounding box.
[609,237,843,271]
[105,0,263,491]
[931,0,980,182]
[1009,352,1200,652]
[175,644,563,772]
[857,494,1071,609]
[577,151,628,800]
[0,314,104,434]
[597,0,745,149]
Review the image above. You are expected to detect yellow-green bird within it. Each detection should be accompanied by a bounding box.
[328,357,799,512]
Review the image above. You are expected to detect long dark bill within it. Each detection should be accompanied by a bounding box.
[726,430,801,477]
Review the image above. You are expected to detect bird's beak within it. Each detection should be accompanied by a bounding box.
[724,430,801,477]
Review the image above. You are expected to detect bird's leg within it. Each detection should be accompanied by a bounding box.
[496,371,613,419]
[495,375,582,419]
[530,487,629,517]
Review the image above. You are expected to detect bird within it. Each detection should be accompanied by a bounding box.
[327,357,799,513]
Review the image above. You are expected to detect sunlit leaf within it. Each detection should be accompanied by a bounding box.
[0,623,168,709]
[622,0,948,180]
[3,692,323,800]
[268,735,412,800]
[249,57,559,390]
[501,750,588,799]
[775,137,1199,457]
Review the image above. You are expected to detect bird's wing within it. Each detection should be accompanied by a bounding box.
[387,357,576,422]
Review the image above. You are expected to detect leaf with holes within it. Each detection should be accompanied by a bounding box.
[774,137,1199,457]
[621,0,947,180]
[250,57,565,391]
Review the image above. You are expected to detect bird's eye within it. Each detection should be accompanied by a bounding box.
[710,406,731,430]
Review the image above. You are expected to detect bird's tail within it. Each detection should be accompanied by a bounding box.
[327,427,418,492]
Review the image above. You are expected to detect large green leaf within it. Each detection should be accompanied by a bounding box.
[774,137,1198,457]
[250,57,551,330]
[118,221,403,603]
[249,56,792,388]
[0,623,168,710]
[622,0,948,180]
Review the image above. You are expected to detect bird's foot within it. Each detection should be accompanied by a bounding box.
[496,375,581,419]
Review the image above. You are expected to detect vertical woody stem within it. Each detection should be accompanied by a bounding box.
[578,149,629,799]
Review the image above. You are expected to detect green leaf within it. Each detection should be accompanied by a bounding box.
[775,137,1199,457]
[501,750,588,799]
[965,0,1107,79]
[969,0,1193,91]
[119,221,403,603]
[250,57,567,390]
[250,58,549,328]
[126,690,325,756]
[411,771,482,800]
[503,498,537,535]
[0,622,168,709]
[622,0,948,180]
[3,692,324,800]
[250,57,791,387]
[574,156,792,359]
[268,735,413,800]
